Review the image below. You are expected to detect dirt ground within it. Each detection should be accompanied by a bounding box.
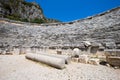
[0,55,120,80]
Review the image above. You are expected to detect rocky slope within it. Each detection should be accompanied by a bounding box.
[0,0,59,23]
[0,0,44,20]
[0,7,120,49]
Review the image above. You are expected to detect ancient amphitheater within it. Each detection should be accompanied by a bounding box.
[0,7,120,80]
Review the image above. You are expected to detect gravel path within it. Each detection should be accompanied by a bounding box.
[0,55,120,80]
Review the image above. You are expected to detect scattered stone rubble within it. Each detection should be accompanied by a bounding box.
[1,55,120,80]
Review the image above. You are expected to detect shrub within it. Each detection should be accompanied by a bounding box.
[22,1,33,7]
[30,18,45,23]
[21,18,29,22]
[6,15,20,21]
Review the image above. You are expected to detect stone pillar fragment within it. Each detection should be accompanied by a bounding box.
[26,53,66,69]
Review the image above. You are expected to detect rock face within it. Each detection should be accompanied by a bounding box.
[0,7,120,50]
[0,0,44,21]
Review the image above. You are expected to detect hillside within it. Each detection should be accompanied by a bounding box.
[0,7,120,49]
[0,0,60,23]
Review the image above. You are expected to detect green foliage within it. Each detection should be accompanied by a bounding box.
[3,3,10,10]
[6,15,20,21]
[21,18,29,22]
[22,1,33,7]
[0,14,3,17]
[5,15,60,24]
[5,13,21,21]
[12,13,20,18]
[30,18,45,23]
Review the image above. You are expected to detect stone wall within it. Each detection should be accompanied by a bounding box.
[0,7,120,52]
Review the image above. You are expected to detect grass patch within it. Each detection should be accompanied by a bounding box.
[30,18,45,23]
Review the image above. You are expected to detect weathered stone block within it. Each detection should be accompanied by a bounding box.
[78,55,89,64]
[57,50,62,55]
[88,58,100,65]
[72,58,79,62]
[106,56,120,67]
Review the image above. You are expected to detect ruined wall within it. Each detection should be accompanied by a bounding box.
[0,7,120,52]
